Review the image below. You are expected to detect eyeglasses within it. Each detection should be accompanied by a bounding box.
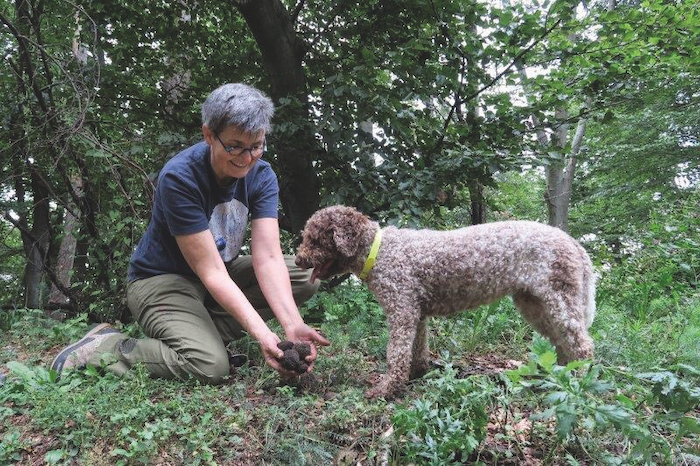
[215,133,266,158]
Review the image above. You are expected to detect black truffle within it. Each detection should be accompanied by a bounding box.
[276,341,312,374]
[277,340,294,351]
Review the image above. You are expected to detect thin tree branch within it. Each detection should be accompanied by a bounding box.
[290,0,305,24]
[460,17,563,106]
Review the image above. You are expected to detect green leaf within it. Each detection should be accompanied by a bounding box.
[44,449,65,463]
[531,406,556,421]
[111,448,131,458]
[595,404,631,426]
[673,364,700,376]
[538,351,557,371]
[615,393,635,409]
[545,391,569,404]
[565,360,587,372]
[678,416,700,436]
[555,406,577,439]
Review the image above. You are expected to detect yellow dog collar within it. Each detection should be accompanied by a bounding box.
[359,228,382,281]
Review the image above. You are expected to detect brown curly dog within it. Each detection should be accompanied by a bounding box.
[295,205,596,399]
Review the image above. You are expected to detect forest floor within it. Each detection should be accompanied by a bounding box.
[1,285,699,465]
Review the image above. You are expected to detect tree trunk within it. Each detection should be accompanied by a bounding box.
[22,168,51,309]
[544,101,590,231]
[467,181,486,225]
[48,176,83,306]
[236,0,321,233]
[518,62,591,232]
[465,100,486,225]
[47,209,77,305]
[544,107,570,230]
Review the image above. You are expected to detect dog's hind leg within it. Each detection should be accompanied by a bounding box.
[514,291,594,364]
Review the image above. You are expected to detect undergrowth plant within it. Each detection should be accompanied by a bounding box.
[302,279,383,324]
[597,190,699,320]
[392,366,496,465]
[0,360,239,464]
[2,239,699,465]
[430,298,532,359]
[506,336,700,464]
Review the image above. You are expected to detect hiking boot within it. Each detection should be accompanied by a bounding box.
[50,323,121,374]
[229,353,248,367]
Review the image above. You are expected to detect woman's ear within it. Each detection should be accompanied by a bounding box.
[202,124,214,146]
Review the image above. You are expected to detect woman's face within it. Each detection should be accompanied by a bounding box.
[204,124,265,186]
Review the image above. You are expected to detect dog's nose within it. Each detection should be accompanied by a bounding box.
[295,255,307,269]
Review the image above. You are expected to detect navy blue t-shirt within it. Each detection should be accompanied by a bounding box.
[127,141,279,281]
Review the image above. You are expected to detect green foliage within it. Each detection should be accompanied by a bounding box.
[636,365,700,414]
[429,168,549,230]
[506,337,700,463]
[2,283,700,463]
[0,308,21,332]
[0,225,24,305]
[597,189,700,319]
[4,309,97,357]
[0,361,239,464]
[506,338,637,441]
[571,71,699,241]
[0,430,28,464]
[1,1,699,461]
[393,366,495,464]
[301,280,383,324]
[2,0,698,315]
[487,171,548,223]
[429,298,532,359]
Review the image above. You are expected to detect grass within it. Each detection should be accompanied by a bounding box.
[1,282,699,465]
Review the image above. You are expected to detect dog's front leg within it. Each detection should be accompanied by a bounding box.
[410,316,431,380]
[366,308,420,400]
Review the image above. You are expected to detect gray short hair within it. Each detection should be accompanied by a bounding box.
[202,83,275,136]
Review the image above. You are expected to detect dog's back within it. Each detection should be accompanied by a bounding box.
[369,221,593,317]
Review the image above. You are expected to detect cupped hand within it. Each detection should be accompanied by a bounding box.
[284,323,331,372]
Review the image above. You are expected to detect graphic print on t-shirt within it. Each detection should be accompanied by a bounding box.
[209,198,248,262]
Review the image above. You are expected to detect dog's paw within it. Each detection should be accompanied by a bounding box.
[365,386,391,400]
[365,378,402,400]
[409,360,432,380]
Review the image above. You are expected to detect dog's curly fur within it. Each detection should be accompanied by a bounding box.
[295,206,596,399]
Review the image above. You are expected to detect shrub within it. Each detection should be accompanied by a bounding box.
[392,366,495,465]
[301,280,383,324]
[598,189,700,317]
[506,336,700,463]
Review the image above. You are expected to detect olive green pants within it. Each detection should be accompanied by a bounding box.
[92,256,318,384]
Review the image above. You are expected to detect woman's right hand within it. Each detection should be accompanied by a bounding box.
[258,332,297,379]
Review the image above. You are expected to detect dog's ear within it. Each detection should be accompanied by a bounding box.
[333,226,360,258]
[331,207,366,258]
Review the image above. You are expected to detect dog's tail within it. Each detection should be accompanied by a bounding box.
[580,245,597,328]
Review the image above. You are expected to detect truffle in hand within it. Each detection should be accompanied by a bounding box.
[276,340,312,374]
